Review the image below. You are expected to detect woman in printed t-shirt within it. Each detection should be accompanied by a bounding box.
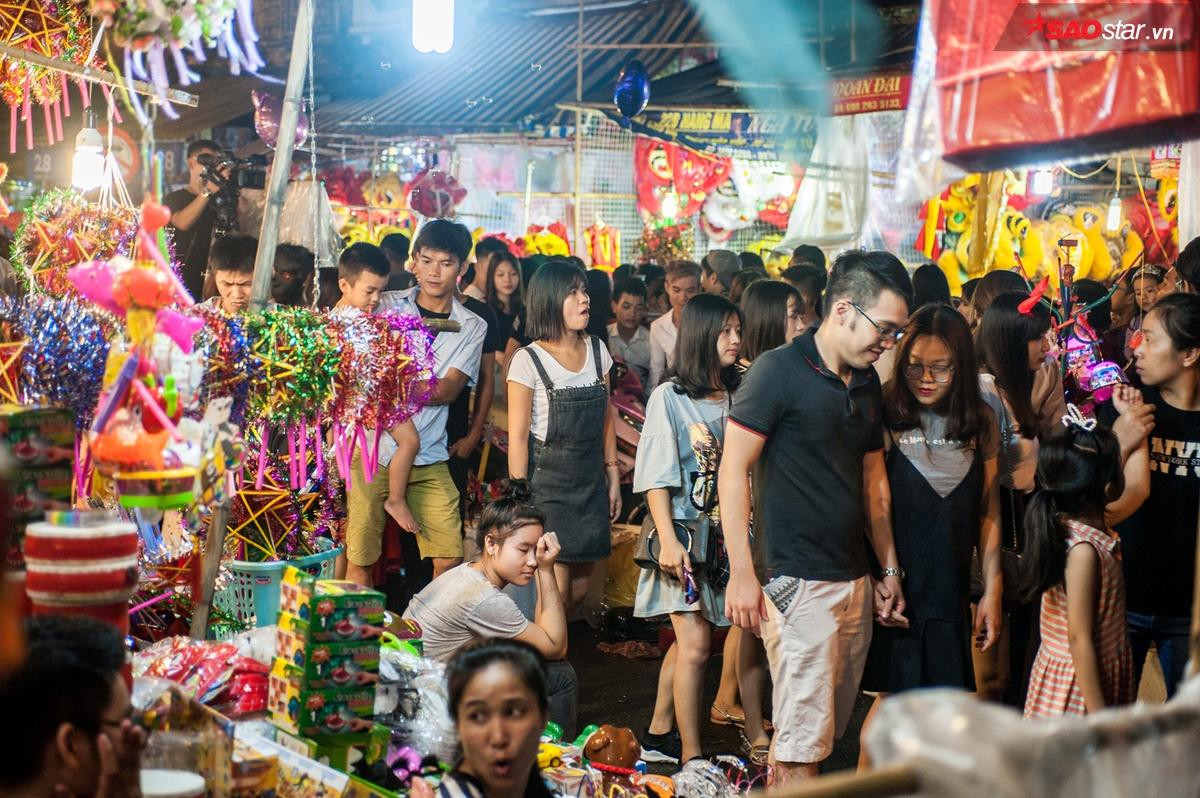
[1101,293,1200,697]
[634,294,742,765]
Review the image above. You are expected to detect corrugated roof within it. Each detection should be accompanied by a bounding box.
[320,0,705,136]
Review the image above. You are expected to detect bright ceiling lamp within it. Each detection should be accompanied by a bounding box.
[412,0,454,54]
[72,112,104,191]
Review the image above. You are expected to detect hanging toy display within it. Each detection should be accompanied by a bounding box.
[89,0,266,124]
[242,307,338,492]
[11,188,140,296]
[326,308,436,488]
[77,201,222,514]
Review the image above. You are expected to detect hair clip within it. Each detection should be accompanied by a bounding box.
[1061,403,1097,432]
[1018,276,1050,315]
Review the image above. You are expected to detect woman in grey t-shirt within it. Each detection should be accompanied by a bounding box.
[633,294,742,764]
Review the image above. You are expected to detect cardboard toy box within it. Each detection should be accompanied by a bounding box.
[0,406,74,465]
[278,566,385,642]
[268,659,376,737]
[277,612,381,689]
[9,465,73,519]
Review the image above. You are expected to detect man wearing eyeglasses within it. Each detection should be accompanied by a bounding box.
[719,250,911,786]
[0,615,145,798]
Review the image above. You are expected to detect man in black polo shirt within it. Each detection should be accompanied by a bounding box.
[719,250,911,784]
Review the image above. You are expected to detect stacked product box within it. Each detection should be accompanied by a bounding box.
[268,566,386,738]
[0,405,74,521]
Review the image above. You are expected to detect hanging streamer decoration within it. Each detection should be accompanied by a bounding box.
[242,307,337,492]
[0,0,103,152]
[92,0,266,124]
[188,304,256,428]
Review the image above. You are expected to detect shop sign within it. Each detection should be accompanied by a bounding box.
[830,73,912,116]
[607,109,818,162]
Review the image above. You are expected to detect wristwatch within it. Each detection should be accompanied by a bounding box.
[881,566,906,580]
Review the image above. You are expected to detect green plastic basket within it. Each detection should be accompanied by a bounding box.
[213,543,342,629]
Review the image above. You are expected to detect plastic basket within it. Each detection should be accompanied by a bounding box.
[213,543,342,629]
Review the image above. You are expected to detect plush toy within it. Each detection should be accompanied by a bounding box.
[583,725,640,768]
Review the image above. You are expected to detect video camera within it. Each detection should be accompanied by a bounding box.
[195,152,268,234]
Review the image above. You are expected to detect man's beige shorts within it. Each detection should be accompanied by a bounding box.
[344,458,463,567]
[760,575,873,764]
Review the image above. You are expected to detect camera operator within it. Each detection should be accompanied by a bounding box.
[165,139,226,299]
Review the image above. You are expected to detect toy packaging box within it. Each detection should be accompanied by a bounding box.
[268,659,377,737]
[0,406,74,466]
[279,566,385,642]
[277,613,381,689]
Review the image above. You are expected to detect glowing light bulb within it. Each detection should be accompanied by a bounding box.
[660,191,679,220]
[412,0,454,54]
[71,124,104,191]
[1031,167,1053,196]
[1106,195,1122,232]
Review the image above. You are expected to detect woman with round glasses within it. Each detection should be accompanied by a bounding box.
[858,304,1003,758]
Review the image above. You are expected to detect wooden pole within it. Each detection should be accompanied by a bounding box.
[250,0,313,309]
[573,0,584,257]
[0,42,198,106]
[189,502,230,639]
[755,763,919,798]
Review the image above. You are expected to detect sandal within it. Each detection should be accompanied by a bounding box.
[710,704,774,735]
[739,731,771,767]
[709,703,746,728]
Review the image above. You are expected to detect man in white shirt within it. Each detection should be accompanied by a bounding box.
[648,261,701,388]
[607,276,651,393]
[378,220,487,583]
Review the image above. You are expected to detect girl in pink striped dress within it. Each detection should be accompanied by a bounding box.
[1022,409,1141,718]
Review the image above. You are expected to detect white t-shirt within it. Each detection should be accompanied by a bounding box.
[648,312,678,389]
[507,339,613,442]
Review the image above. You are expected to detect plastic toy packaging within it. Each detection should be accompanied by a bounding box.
[133,636,269,716]
[897,0,1200,201]
[376,644,457,765]
[669,758,739,798]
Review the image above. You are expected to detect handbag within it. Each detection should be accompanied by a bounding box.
[634,514,718,575]
[971,397,1030,608]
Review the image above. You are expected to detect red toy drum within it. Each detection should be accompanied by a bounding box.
[24,510,139,636]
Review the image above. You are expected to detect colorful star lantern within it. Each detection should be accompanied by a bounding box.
[0,0,104,151]
[188,304,256,427]
[226,458,318,562]
[0,319,25,404]
[11,188,140,296]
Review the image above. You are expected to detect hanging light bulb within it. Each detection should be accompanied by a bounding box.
[660,189,679,220]
[71,112,104,191]
[1106,195,1123,232]
[1031,167,1053,196]
[412,0,454,53]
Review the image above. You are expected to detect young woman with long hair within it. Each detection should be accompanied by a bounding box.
[635,294,742,764]
[738,280,805,366]
[858,304,1003,762]
[507,260,621,615]
[973,291,1065,706]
